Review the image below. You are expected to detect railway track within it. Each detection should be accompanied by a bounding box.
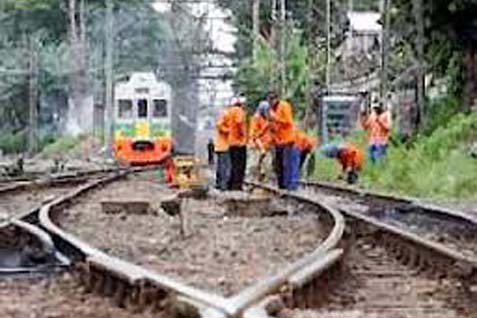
[246,182,477,318]
[4,169,476,317]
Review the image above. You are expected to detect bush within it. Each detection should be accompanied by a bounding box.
[0,131,27,154]
[41,135,87,158]
[313,113,477,199]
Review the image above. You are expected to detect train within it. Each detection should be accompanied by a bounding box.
[114,72,173,165]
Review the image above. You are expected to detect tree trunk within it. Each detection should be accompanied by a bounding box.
[413,0,425,130]
[66,0,93,136]
[28,39,39,155]
[279,0,286,95]
[380,0,390,99]
[464,48,477,112]
[252,0,260,61]
[104,0,114,159]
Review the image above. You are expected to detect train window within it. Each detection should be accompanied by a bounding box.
[153,99,168,118]
[137,99,148,118]
[118,100,133,118]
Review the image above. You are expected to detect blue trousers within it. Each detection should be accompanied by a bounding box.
[369,144,388,163]
[275,144,300,191]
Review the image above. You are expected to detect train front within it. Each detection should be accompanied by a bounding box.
[114,73,173,166]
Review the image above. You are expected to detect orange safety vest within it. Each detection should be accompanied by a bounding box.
[227,105,247,147]
[295,130,316,153]
[249,114,272,152]
[214,109,230,152]
[270,100,295,145]
[338,145,364,171]
[362,111,392,145]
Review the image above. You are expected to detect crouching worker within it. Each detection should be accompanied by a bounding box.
[295,130,317,171]
[321,143,364,184]
[249,101,272,181]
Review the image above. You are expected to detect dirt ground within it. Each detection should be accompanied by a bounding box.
[60,172,327,296]
[0,274,159,318]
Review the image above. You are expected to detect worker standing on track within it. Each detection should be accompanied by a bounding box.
[214,107,231,191]
[227,97,248,191]
[321,143,365,184]
[360,102,392,163]
[267,91,299,190]
[249,101,272,181]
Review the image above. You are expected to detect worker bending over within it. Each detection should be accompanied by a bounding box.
[227,97,248,190]
[360,102,392,163]
[295,130,317,171]
[267,91,299,190]
[249,101,272,181]
[321,143,364,184]
[214,107,231,191]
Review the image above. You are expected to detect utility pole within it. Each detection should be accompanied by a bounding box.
[413,0,425,129]
[326,0,331,91]
[380,0,391,100]
[28,38,39,156]
[252,0,260,61]
[345,0,353,80]
[279,0,286,95]
[104,0,114,159]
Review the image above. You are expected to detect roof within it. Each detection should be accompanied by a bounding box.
[347,11,382,33]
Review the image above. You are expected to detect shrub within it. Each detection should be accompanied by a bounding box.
[0,131,27,154]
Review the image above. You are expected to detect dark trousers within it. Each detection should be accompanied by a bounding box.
[216,151,231,190]
[229,146,247,190]
[274,145,286,189]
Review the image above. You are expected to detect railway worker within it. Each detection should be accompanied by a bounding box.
[359,101,392,163]
[294,130,317,171]
[320,143,365,184]
[227,97,248,191]
[249,101,272,181]
[214,107,231,191]
[267,91,299,191]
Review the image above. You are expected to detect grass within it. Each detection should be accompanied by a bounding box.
[313,113,477,200]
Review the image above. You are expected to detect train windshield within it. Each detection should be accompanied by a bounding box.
[118,100,133,119]
[137,99,148,118]
[153,100,168,118]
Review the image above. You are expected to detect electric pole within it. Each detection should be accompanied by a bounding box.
[326,0,331,91]
[104,0,114,159]
[380,0,391,100]
[279,0,286,95]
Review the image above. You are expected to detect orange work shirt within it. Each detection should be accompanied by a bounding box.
[338,145,364,171]
[295,130,316,153]
[214,109,230,152]
[362,111,392,145]
[270,100,295,145]
[249,114,272,152]
[227,105,247,147]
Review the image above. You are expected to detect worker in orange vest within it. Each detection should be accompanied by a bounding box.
[321,143,365,184]
[214,107,231,191]
[249,101,272,181]
[294,130,317,171]
[227,97,248,190]
[359,102,392,163]
[267,91,299,190]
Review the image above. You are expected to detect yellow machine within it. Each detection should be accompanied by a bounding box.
[172,156,206,190]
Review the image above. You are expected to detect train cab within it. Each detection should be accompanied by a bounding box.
[114,73,173,165]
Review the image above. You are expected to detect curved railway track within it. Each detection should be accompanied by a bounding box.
[246,182,477,318]
[33,170,344,317]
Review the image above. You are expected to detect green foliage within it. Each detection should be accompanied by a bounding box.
[314,113,477,199]
[235,29,324,117]
[41,135,88,158]
[0,131,27,154]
